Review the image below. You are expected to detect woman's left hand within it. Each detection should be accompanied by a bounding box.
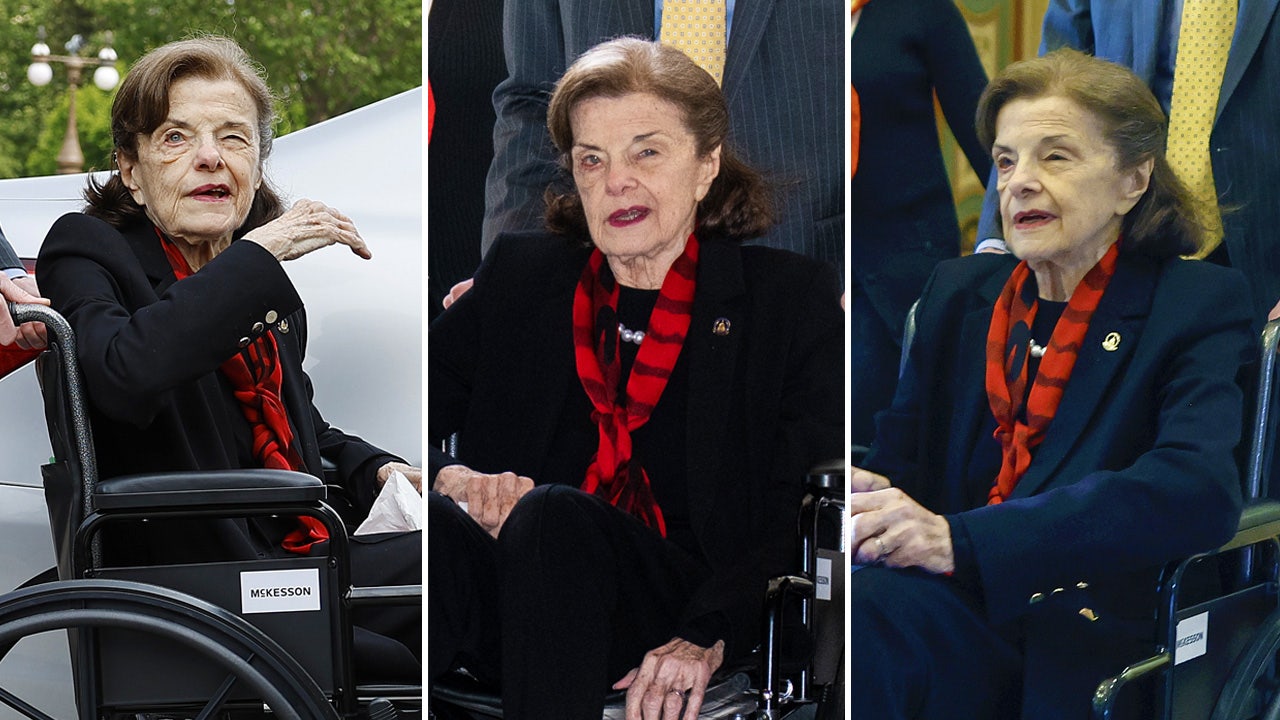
[848,487,954,573]
[377,461,422,493]
[614,637,725,720]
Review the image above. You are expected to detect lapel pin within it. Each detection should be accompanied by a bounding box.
[1102,332,1120,352]
[278,319,290,334]
[712,317,731,336]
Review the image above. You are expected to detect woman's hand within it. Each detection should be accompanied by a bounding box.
[377,461,422,493]
[244,199,371,262]
[850,465,890,493]
[848,487,954,574]
[614,637,725,720]
[432,464,533,538]
[0,274,48,349]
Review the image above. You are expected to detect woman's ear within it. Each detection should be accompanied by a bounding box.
[1116,156,1154,216]
[695,145,722,202]
[116,153,146,207]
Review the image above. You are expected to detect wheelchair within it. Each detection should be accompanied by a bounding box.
[429,459,846,720]
[1092,318,1280,720]
[0,302,422,720]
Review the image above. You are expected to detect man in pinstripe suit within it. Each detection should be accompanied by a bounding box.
[976,0,1280,324]
[0,224,47,349]
[480,0,844,269]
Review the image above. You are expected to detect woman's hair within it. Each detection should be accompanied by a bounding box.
[544,37,773,243]
[84,36,285,232]
[975,47,1202,259]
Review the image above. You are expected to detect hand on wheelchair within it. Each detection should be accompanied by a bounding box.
[432,464,534,538]
[613,636,726,720]
[849,485,955,573]
[377,461,423,493]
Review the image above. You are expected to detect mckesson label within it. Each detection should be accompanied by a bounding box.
[1175,612,1208,665]
[816,557,833,601]
[241,568,321,614]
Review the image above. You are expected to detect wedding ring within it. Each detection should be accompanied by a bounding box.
[669,688,686,699]
[874,536,888,560]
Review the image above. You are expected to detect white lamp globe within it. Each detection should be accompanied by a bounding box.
[93,65,119,91]
[27,62,53,87]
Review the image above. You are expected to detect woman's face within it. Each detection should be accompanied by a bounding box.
[569,92,720,264]
[118,76,263,247]
[993,95,1150,271]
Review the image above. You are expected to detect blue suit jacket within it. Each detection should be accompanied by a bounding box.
[480,0,844,268]
[978,0,1280,320]
[864,251,1253,716]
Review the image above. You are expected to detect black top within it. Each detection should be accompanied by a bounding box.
[849,0,991,333]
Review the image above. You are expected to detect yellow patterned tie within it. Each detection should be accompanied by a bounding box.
[1166,0,1237,257]
[660,0,727,85]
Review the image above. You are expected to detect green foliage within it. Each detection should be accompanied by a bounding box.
[0,0,422,178]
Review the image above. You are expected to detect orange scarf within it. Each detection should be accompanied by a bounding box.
[984,242,1121,504]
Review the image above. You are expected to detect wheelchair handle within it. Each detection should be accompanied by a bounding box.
[1247,318,1280,500]
[7,302,99,528]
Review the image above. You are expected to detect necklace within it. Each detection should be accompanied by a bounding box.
[618,322,646,345]
[1028,338,1047,359]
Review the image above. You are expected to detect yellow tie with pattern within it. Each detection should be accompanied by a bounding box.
[1166,0,1237,257]
[660,0,728,85]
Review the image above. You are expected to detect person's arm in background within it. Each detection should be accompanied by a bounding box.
[927,0,992,186]
[480,0,567,256]
[975,0,1095,252]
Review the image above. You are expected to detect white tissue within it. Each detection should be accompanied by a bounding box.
[354,469,423,535]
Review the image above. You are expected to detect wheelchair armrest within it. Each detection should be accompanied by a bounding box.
[94,468,325,511]
[1219,499,1280,554]
[1092,652,1172,720]
[347,584,421,607]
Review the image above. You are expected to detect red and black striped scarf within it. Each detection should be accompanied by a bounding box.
[984,241,1121,504]
[572,234,700,536]
[159,229,327,554]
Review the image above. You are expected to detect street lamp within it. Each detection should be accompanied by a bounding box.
[27,30,120,175]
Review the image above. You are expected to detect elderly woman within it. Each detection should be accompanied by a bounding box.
[35,37,420,679]
[846,48,1254,719]
[428,38,843,718]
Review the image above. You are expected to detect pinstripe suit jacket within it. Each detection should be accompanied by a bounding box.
[977,0,1280,320]
[480,0,844,268]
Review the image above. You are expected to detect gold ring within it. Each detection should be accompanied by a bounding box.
[875,536,888,559]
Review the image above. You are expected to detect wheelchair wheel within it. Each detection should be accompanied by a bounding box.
[1212,606,1280,720]
[0,579,339,720]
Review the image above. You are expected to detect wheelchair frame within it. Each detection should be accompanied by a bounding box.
[0,302,421,720]
[1093,319,1280,720]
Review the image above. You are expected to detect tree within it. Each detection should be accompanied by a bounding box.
[0,0,422,179]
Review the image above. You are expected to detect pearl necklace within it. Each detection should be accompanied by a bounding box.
[618,323,645,345]
[1028,338,1047,358]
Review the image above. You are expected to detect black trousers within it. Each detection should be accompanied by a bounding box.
[429,485,709,719]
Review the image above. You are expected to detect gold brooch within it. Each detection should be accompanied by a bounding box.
[1101,332,1120,352]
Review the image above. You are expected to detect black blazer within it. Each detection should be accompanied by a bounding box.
[428,232,844,659]
[865,251,1253,716]
[37,213,401,562]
